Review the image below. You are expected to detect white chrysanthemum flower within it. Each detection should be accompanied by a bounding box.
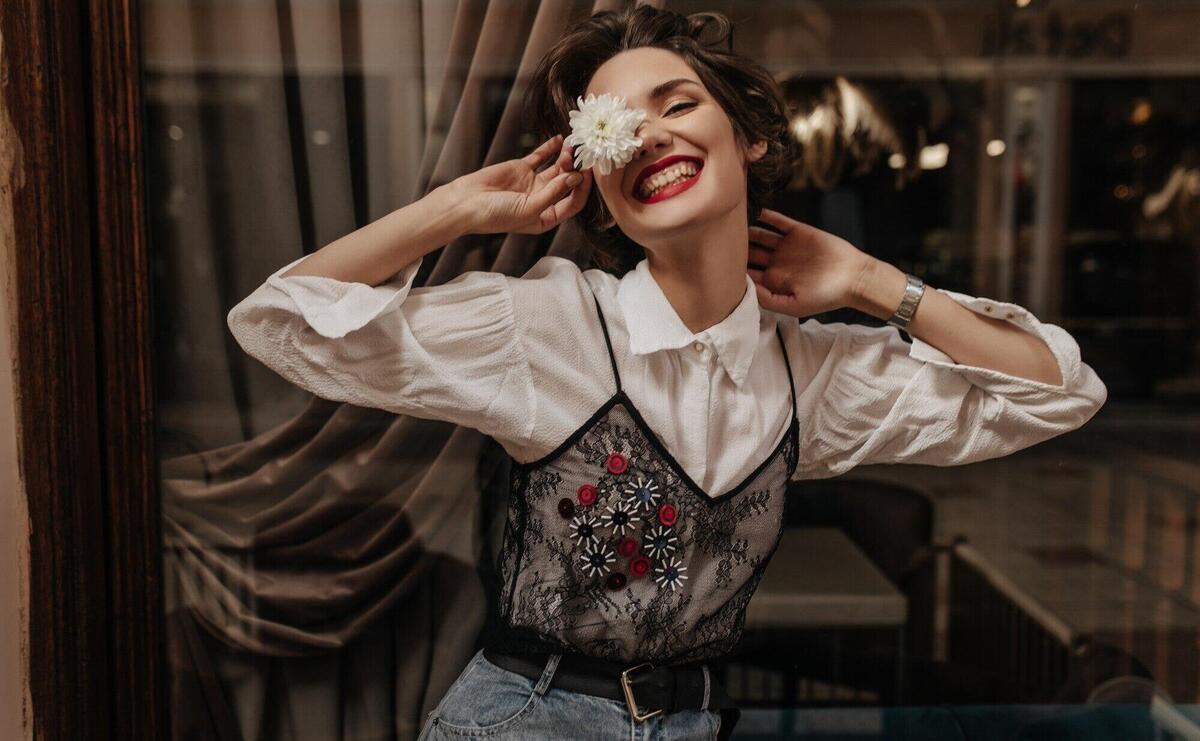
[563,92,646,176]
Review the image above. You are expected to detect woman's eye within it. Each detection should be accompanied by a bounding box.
[666,101,697,115]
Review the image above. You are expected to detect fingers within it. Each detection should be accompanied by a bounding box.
[747,263,790,293]
[526,166,592,233]
[524,169,584,228]
[522,134,565,171]
[748,223,778,270]
[749,225,782,248]
[538,168,591,231]
[749,273,797,315]
[755,207,795,233]
[558,168,591,214]
[752,281,788,314]
[747,246,773,270]
[534,141,575,189]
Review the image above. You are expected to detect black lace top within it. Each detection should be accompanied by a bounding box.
[480,290,799,666]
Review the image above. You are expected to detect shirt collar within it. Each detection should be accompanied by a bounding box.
[615,259,766,388]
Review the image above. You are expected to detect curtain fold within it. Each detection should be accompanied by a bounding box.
[152,1,653,738]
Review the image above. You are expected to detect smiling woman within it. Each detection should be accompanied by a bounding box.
[227,4,1107,741]
[522,7,796,276]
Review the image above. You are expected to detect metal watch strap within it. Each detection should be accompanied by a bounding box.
[886,274,925,330]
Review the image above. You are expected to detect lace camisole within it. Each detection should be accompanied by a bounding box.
[480,289,799,667]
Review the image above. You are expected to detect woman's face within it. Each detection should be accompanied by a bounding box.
[582,47,767,246]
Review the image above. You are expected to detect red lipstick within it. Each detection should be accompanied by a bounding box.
[633,155,704,203]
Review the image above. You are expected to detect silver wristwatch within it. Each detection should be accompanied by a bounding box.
[886,274,926,330]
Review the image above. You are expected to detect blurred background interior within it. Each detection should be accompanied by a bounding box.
[143,1,1200,739]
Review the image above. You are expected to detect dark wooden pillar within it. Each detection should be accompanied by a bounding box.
[0,1,163,739]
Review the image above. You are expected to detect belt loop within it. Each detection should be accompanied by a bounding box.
[533,653,563,696]
[701,665,711,708]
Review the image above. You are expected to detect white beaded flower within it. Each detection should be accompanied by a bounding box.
[580,541,616,577]
[600,499,641,537]
[653,556,689,592]
[569,513,602,546]
[623,476,662,513]
[563,92,646,175]
[642,524,679,559]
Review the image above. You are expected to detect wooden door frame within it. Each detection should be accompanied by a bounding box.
[2,1,164,739]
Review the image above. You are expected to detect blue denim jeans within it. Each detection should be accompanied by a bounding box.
[417,648,723,740]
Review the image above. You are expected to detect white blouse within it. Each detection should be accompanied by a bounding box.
[226,253,1108,497]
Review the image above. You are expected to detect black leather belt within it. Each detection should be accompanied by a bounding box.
[482,647,740,739]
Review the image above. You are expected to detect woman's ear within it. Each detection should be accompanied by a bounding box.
[746,138,769,163]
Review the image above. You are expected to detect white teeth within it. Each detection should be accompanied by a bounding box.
[639,161,701,198]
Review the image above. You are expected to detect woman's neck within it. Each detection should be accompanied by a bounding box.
[643,212,750,334]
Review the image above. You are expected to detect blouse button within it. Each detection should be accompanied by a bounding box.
[606,452,628,475]
[577,484,598,506]
[606,572,627,591]
[658,502,678,527]
[1005,311,1015,319]
[557,498,575,519]
[983,305,993,313]
[692,341,705,352]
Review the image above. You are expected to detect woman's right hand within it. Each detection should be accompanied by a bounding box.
[447,134,594,235]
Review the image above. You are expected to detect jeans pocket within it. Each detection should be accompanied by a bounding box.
[430,651,541,736]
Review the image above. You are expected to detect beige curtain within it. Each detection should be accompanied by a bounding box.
[148,1,660,739]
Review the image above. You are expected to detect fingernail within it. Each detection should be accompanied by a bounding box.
[568,173,583,186]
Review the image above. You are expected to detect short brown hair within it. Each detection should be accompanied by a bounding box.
[523,5,796,275]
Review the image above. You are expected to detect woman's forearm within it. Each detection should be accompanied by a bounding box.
[849,258,1065,387]
[279,182,473,286]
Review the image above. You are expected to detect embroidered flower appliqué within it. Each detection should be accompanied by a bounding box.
[624,476,662,512]
[643,524,679,559]
[576,483,598,506]
[569,513,602,546]
[600,499,641,537]
[653,556,689,591]
[580,541,616,577]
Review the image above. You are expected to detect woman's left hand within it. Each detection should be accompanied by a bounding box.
[748,208,875,318]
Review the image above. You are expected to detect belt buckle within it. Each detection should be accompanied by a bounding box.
[620,662,664,722]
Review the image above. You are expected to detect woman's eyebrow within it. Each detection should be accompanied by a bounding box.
[646,78,702,102]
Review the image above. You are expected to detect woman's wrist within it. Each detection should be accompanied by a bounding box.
[847,256,909,320]
[429,180,480,237]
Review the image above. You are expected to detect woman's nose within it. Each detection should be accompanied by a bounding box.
[636,119,670,159]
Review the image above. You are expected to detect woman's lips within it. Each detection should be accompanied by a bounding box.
[634,166,703,204]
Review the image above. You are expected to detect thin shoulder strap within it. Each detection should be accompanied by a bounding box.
[776,324,797,415]
[590,292,624,393]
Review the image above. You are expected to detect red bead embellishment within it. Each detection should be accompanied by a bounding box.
[577,484,598,506]
[629,555,651,578]
[606,452,628,475]
[557,498,575,519]
[657,502,678,527]
[618,537,639,558]
[605,572,627,590]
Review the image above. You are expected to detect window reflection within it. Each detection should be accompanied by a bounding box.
[142,1,1200,738]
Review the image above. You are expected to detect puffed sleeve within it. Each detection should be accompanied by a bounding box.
[225,254,536,446]
[787,288,1108,479]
